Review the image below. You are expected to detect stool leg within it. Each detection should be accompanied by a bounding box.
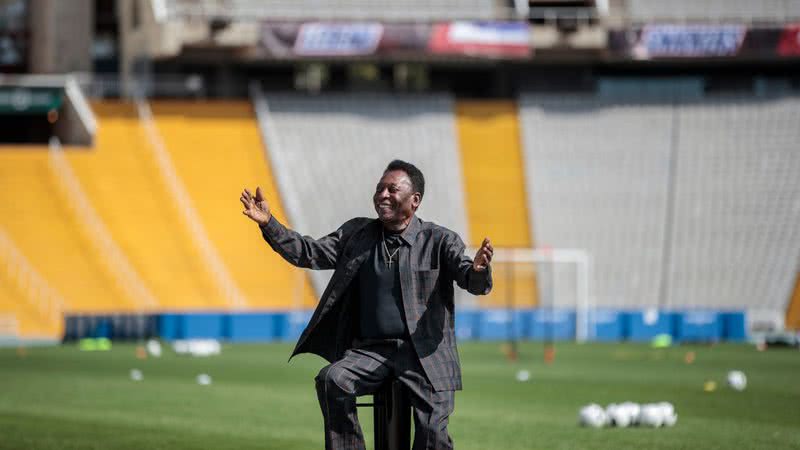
[387,381,411,450]
[374,387,389,450]
[374,381,411,450]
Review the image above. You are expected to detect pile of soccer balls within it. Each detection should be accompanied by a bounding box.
[579,402,677,428]
[171,339,222,357]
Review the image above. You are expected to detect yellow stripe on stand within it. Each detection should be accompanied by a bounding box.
[455,100,537,308]
[786,272,800,330]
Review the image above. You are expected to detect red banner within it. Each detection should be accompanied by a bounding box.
[428,21,530,58]
[777,24,800,56]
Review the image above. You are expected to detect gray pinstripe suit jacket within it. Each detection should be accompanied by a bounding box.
[260,215,492,391]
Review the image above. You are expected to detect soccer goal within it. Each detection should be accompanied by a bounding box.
[461,247,594,343]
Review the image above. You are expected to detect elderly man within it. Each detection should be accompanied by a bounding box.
[241,159,493,450]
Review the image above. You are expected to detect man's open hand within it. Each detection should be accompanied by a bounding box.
[241,187,272,226]
[473,238,493,272]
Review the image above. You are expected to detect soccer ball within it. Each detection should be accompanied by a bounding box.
[579,404,608,428]
[146,339,162,357]
[658,402,678,427]
[638,404,664,427]
[129,369,143,382]
[515,369,531,382]
[606,403,633,428]
[619,402,641,426]
[727,370,747,391]
[196,373,213,386]
[662,411,678,427]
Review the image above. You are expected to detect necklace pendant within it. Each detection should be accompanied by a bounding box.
[381,230,400,269]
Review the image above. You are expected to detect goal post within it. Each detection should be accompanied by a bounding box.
[461,247,594,343]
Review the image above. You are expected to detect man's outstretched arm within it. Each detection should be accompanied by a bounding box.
[444,234,493,296]
[241,187,343,270]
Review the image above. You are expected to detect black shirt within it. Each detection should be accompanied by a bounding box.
[357,229,407,339]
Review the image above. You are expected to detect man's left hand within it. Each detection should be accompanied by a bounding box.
[473,238,493,272]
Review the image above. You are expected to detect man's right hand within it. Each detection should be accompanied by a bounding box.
[241,187,272,226]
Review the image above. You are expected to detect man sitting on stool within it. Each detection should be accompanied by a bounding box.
[241,159,493,450]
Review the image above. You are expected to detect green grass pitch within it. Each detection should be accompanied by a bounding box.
[1,341,798,449]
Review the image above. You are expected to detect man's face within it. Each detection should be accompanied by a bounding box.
[373,170,420,226]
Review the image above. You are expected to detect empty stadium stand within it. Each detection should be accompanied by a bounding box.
[668,95,800,320]
[255,93,471,296]
[626,0,800,23]
[3,88,797,340]
[519,93,673,310]
[66,101,222,310]
[455,101,532,248]
[0,100,319,339]
[162,0,500,21]
[0,227,64,339]
[519,91,800,325]
[0,148,129,317]
[148,100,317,309]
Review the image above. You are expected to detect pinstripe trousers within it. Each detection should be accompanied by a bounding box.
[315,338,455,450]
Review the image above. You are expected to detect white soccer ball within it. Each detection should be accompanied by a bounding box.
[619,402,641,426]
[663,411,678,427]
[657,402,674,417]
[196,373,212,386]
[727,370,747,391]
[657,402,677,427]
[638,404,664,427]
[129,369,143,382]
[172,340,189,355]
[579,404,608,428]
[515,369,531,382]
[208,339,221,355]
[186,339,222,357]
[606,403,633,428]
[146,339,162,357]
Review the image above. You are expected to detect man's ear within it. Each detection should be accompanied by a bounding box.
[412,193,421,211]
